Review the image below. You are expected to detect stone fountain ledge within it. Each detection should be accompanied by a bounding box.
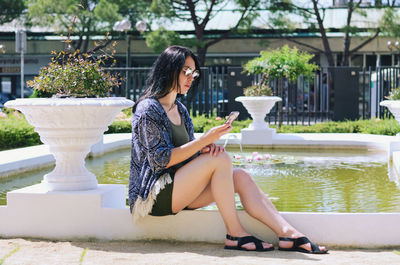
[1,132,400,247]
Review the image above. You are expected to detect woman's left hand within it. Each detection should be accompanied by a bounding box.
[201,143,225,156]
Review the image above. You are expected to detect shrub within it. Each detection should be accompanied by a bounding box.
[2,111,400,150]
[243,84,273,97]
[27,48,120,98]
[0,110,41,151]
[243,45,319,82]
[105,120,132,134]
[387,87,400,100]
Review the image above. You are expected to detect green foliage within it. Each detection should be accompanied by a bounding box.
[191,115,251,133]
[2,110,400,151]
[27,49,120,98]
[27,0,121,33]
[275,119,400,136]
[29,88,55,98]
[243,45,319,81]
[0,0,25,25]
[145,27,183,53]
[94,0,122,25]
[388,87,400,100]
[379,8,400,37]
[0,111,41,151]
[150,0,176,17]
[144,0,261,64]
[105,120,131,134]
[191,116,400,136]
[243,84,273,97]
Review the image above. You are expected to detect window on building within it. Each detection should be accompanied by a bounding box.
[395,55,400,67]
[350,54,363,67]
[380,55,392,66]
[336,53,342,66]
[0,77,12,94]
[366,55,377,69]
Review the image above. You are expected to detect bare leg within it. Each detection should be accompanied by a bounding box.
[171,153,272,250]
[232,168,326,252]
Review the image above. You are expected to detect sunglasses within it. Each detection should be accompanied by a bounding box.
[182,67,200,79]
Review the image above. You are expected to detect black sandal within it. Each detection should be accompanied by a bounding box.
[278,236,328,254]
[224,234,274,252]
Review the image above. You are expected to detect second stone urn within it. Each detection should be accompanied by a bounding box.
[235,96,282,145]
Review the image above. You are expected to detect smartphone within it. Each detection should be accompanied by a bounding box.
[225,111,239,125]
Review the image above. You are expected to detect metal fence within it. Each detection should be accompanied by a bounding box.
[106,66,396,124]
[106,66,228,117]
[375,67,400,118]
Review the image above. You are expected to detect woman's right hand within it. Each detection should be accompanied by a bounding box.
[200,123,232,146]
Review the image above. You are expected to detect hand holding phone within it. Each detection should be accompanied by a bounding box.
[225,111,239,125]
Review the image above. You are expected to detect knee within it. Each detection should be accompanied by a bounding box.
[215,151,232,167]
[200,151,232,169]
[233,168,255,192]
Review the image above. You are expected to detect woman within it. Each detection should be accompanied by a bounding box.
[129,46,328,254]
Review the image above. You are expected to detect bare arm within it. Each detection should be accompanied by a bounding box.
[166,123,232,168]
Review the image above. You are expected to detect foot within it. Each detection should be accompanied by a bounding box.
[278,232,327,253]
[225,233,273,251]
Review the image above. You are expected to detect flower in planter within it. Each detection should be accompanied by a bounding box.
[243,84,273,97]
[27,46,120,98]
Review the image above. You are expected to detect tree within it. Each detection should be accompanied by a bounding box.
[26,0,123,52]
[243,45,318,127]
[147,0,262,66]
[379,4,400,37]
[269,0,383,66]
[0,0,25,25]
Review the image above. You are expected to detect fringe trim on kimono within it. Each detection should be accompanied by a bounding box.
[131,173,173,222]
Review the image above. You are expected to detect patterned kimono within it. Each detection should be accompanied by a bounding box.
[129,97,196,220]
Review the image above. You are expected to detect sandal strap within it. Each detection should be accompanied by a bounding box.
[226,234,264,250]
[279,236,310,247]
[308,241,321,252]
[238,236,263,250]
[226,234,239,241]
[292,237,311,247]
[279,236,324,252]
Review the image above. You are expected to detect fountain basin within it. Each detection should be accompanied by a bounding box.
[1,133,400,247]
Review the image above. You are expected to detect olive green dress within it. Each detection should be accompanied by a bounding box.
[150,113,190,216]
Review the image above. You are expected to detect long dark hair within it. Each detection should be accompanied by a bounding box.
[133,46,200,112]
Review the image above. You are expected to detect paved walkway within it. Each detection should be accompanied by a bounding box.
[1,238,399,265]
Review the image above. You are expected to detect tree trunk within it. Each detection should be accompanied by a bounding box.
[83,34,90,53]
[196,46,208,67]
[312,0,335,66]
[341,1,355,66]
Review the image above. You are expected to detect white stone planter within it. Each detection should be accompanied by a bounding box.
[380,100,400,124]
[235,96,282,130]
[235,96,282,145]
[5,97,134,191]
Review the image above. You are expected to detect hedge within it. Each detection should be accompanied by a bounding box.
[1,109,400,151]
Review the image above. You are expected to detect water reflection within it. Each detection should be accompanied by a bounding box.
[1,148,400,213]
